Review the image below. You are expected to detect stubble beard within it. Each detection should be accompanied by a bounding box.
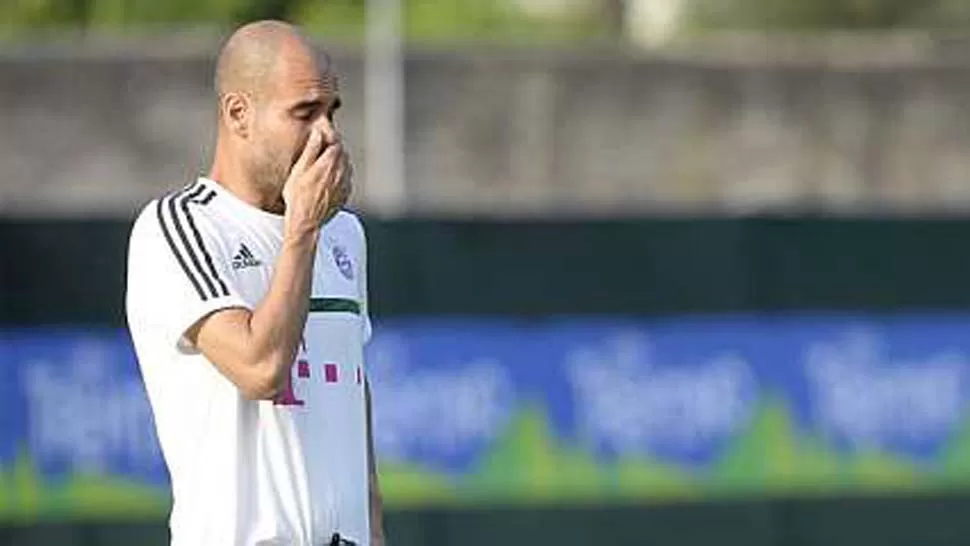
[249,145,289,208]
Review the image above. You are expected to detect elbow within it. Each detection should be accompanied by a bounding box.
[240,357,289,401]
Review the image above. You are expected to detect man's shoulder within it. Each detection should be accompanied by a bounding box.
[129,196,164,249]
[130,182,232,248]
[331,209,367,242]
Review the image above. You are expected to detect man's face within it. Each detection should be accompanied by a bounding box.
[247,46,341,193]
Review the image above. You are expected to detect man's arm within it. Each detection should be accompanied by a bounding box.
[366,379,385,546]
[185,129,347,400]
[185,230,317,400]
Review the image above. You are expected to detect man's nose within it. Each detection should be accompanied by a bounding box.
[313,118,340,146]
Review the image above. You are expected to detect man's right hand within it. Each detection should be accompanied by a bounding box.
[282,128,350,238]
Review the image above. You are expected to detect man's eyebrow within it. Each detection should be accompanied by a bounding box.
[290,99,323,112]
[290,97,341,114]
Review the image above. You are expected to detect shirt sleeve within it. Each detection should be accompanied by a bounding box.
[352,215,373,344]
[126,196,249,353]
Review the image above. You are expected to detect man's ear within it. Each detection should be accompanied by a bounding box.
[221,91,252,139]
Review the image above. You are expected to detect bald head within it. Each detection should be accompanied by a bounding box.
[210,20,343,201]
[214,20,319,102]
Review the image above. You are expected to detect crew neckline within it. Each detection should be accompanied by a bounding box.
[198,176,285,229]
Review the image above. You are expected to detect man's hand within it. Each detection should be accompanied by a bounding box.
[334,149,353,211]
[282,128,351,238]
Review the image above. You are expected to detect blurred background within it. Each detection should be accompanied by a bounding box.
[7,0,970,545]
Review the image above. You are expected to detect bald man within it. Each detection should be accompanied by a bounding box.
[126,20,385,546]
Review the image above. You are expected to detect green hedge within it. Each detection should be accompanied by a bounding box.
[0,0,604,42]
[688,0,970,30]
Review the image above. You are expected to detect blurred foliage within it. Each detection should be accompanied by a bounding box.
[0,0,313,32]
[688,0,970,30]
[7,0,970,45]
[297,0,603,43]
[0,0,609,42]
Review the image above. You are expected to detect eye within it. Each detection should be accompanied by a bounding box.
[292,101,322,121]
[295,109,315,121]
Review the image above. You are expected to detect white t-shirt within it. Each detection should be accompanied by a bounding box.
[126,177,372,546]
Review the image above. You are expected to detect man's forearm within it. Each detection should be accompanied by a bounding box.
[189,226,320,400]
[247,228,319,394]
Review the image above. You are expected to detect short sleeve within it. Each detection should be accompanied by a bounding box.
[126,197,249,352]
[351,214,373,344]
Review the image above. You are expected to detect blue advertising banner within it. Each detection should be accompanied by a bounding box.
[3,314,970,519]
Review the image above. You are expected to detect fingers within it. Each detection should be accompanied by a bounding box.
[307,140,345,183]
[297,138,350,224]
[320,147,351,221]
[313,140,343,168]
[333,148,353,202]
[337,153,353,204]
[331,162,351,209]
[292,128,324,175]
[317,120,341,148]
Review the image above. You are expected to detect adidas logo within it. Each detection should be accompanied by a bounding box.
[232,243,263,270]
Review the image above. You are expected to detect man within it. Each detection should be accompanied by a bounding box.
[126,20,384,546]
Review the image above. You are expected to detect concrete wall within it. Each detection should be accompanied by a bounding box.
[4,38,970,217]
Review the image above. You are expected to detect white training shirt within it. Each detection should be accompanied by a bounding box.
[126,177,372,546]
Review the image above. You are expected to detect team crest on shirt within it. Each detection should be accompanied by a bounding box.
[332,244,354,280]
